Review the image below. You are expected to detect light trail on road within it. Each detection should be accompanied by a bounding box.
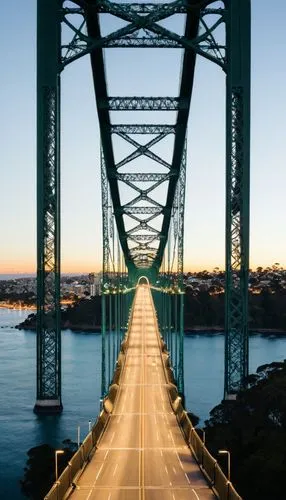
[70,285,215,499]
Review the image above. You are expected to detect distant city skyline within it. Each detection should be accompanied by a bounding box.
[1,1,286,274]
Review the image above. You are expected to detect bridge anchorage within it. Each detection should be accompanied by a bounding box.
[35,0,250,422]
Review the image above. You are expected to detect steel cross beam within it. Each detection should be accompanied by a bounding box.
[61,1,225,68]
[99,97,187,111]
[84,0,200,278]
[111,124,176,135]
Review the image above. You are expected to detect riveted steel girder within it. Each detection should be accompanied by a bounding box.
[111,124,176,135]
[35,0,62,414]
[99,97,187,111]
[62,1,225,68]
[83,0,200,275]
[224,0,250,397]
[116,173,171,183]
[85,4,135,273]
[117,207,163,216]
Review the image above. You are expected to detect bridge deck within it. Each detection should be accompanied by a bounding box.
[71,285,215,499]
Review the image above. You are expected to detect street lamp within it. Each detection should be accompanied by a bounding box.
[197,428,205,445]
[77,425,81,448]
[218,449,230,481]
[55,450,64,481]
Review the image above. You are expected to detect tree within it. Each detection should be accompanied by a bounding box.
[20,440,77,499]
[204,361,286,500]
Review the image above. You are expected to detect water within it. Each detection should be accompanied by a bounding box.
[1,308,286,498]
[0,309,101,499]
[184,333,286,423]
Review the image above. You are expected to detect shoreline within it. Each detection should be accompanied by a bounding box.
[0,303,36,311]
[185,327,286,335]
[15,322,286,336]
[2,307,285,336]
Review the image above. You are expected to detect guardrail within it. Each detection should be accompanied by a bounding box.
[44,407,109,500]
[167,383,242,499]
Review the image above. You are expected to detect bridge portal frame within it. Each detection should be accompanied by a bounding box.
[35,0,250,412]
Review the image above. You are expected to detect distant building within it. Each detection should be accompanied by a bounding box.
[89,272,101,296]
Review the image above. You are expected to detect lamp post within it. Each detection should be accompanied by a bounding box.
[218,449,230,481]
[77,425,81,448]
[55,450,64,481]
[197,428,205,445]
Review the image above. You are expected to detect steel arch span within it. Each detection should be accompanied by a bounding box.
[35,0,250,413]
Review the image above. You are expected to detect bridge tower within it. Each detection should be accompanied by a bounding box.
[35,0,250,412]
[34,0,62,414]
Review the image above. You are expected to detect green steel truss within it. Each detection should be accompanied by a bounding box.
[35,0,62,413]
[101,146,135,396]
[225,0,250,396]
[84,0,200,278]
[36,0,250,411]
[152,144,186,395]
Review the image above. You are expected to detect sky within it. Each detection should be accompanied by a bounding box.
[1,0,286,274]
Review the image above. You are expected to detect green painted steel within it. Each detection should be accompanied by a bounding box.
[36,0,251,409]
[224,0,251,396]
[150,143,186,395]
[83,1,200,276]
[101,142,135,394]
[35,0,62,414]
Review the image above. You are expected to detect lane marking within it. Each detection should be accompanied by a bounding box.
[185,472,190,484]
[96,463,104,481]
[86,488,93,500]
[113,464,118,477]
[192,489,200,500]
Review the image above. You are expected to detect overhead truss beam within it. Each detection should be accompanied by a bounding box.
[99,97,187,111]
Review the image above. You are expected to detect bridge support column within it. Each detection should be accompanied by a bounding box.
[224,0,251,397]
[34,0,62,414]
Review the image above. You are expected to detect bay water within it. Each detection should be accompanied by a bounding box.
[1,307,286,498]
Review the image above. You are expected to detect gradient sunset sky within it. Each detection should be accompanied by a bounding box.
[1,1,286,274]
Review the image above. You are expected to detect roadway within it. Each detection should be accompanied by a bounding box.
[70,285,215,499]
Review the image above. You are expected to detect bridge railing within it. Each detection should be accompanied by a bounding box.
[44,406,110,500]
[152,284,242,500]
[167,388,242,500]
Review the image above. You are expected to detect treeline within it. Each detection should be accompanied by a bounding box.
[205,361,286,499]
[17,288,286,332]
[62,296,101,329]
[17,296,102,331]
[185,288,286,330]
[0,291,35,305]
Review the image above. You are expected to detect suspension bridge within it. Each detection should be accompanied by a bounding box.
[35,0,250,498]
